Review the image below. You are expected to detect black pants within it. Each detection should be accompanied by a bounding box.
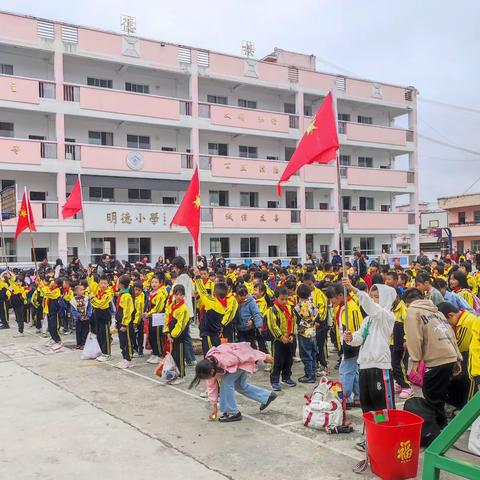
[47,312,61,343]
[222,323,235,343]
[94,309,111,356]
[270,340,294,384]
[118,324,133,361]
[34,306,43,330]
[446,352,471,409]
[316,320,329,368]
[257,330,270,354]
[172,338,185,377]
[133,320,144,355]
[236,329,257,349]
[359,368,396,413]
[61,305,71,331]
[423,362,455,429]
[76,319,89,347]
[0,300,9,327]
[13,304,25,333]
[148,319,163,357]
[391,347,410,389]
[201,333,220,356]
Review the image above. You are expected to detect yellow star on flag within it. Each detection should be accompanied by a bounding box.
[306,117,317,135]
[20,209,27,218]
[193,195,201,209]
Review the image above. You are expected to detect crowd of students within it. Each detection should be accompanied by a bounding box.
[0,252,479,430]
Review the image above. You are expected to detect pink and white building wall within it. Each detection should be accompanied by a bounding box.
[0,11,419,264]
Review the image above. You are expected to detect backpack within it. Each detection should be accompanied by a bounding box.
[404,397,440,447]
[303,377,344,430]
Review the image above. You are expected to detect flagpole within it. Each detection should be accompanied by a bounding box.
[24,186,38,272]
[77,174,89,265]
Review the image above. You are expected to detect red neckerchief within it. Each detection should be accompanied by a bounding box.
[453,287,461,293]
[97,289,107,300]
[216,295,227,308]
[149,286,162,309]
[274,300,292,334]
[63,287,71,293]
[167,300,185,326]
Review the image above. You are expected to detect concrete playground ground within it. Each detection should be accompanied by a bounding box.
[0,324,473,479]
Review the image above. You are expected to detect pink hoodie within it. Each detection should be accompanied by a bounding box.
[206,342,267,405]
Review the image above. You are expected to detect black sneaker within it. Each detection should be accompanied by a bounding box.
[218,412,242,423]
[298,376,316,384]
[355,439,366,453]
[260,392,278,411]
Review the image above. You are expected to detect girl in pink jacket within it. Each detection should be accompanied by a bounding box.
[189,342,276,422]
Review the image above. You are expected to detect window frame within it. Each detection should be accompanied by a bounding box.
[127,134,151,150]
[87,77,113,89]
[125,82,150,94]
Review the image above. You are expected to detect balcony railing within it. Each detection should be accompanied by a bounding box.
[180,100,192,116]
[449,221,480,227]
[40,141,57,159]
[31,201,58,219]
[64,84,80,102]
[65,143,81,160]
[181,154,194,169]
[199,155,212,170]
[289,115,299,129]
[39,81,55,99]
[201,207,213,221]
[290,209,301,223]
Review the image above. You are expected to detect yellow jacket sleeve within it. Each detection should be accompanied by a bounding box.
[119,294,134,326]
[168,307,190,338]
[134,296,145,324]
[267,307,283,340]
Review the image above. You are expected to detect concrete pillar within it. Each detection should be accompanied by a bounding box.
[57,231,68,264]
[295,89,305,132]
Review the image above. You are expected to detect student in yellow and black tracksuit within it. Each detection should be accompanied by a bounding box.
[391,296,412,395]
[61,280,74,333]
[132,281,146,357]
[164,284,190,380]
[145,273,168,364]
[254,282,271,355]
[221,291,238,344]
[38,278,63,346]
[267,286,297,391]
[469,313,480,393]
[90,275,114,360]
[195,276,229,356]
[438,302,477,406]
[31,286,44,331]
[8,274,26,335]
[327,284,363,407]
[0,276,10,329]
[115,275,135,368]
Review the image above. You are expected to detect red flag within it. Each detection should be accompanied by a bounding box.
[14,192,36,240]
[170,167,201,255]
[277,92,339,195]
[62,179,83,219]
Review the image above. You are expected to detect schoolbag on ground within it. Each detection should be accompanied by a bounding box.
[403,397,441,447]
[303,377,345,430]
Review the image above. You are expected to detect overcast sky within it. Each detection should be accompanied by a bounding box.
[2,0,479,203]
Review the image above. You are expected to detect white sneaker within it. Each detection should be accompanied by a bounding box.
[146,355,160,364]
[45,339,55,347]
[293,356,302,363]
[115,360,132,369]
[264,365,271,372]
[132,352,139,358]
[170,378,185,385]
[199,390,208,398]
[96,354,112,362]
[13,333,25,338]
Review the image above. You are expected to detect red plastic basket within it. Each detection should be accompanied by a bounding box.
[363,409,424,480]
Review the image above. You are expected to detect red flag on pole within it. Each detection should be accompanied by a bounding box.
[277,92,339,195]
[170,167,201,255]
[62,179,83,219]
[14,192,36,240]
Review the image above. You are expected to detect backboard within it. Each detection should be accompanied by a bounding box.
[420,211,448,230]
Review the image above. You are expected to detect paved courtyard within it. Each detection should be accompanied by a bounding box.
[0,325,472,479]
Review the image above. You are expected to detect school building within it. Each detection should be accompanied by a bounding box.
[0,10,419,265]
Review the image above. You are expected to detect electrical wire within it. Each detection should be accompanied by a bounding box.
[418,134,480,156]
[419,98,480,115]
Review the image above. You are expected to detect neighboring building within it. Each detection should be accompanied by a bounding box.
[0,11,418,265]
[438,193,480,254]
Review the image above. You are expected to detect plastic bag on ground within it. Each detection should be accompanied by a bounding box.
[81,332,102,360]
[160,352,179,384]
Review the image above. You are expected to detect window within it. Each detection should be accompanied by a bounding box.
[338,113,351,122]
[456,240,464,255]
[303,105,312,117]
[357,115,373,124]
[286,234,298,257]
[91,237,116,263]
[162,196,177,204]
[285,147,295,161]
[207,94,227,105]
[0,64,13,75]
[458,212,466,225]
[0,237,16,262]
[127,134,150,150]
[359,197,374,211]
[89,187,114,201]
[471,240,480,252]
[208,143,228,156]
[239,145,258,159]
[161,146,176,152]
[319,203,329,210]
[209,190,229,207]
[342,196,352,210]
[1,179,15,190]
[268,245,278,258]
[87,77,112,89]
[284,103,295,114]
[358,156,373,168]
[128,189,151,203]
[360,237,375,254]
[266,155,279,160]
[340,155,351,166]
[125,82,149,94]
[474,211,480,223]
[380,204,391,212]
[238,99,257,109]
[341,237,352,256]
[128,237,151,263]
[240,237,259,257]
[0,122,14,137]
[267,201,279,208]
[30,191,46,201]
[88,131,113,146]
[209,237,230,257]
[240,192,259,208]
